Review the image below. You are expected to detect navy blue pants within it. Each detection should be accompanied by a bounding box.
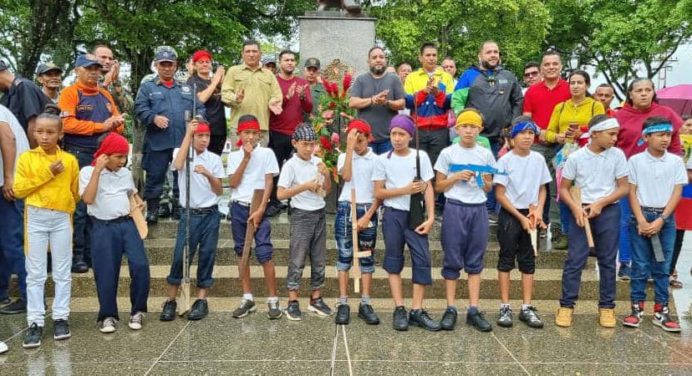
[560,203,619,309]
[65,145,94,266]
[230,202,273,264]
[618,199,632,263]
[167,208,220,288]
[382,207,432,285]
[0,198,26,300]
[441,200,489,279]
[485,138,501,214]
[142,148,179,204]
[91,216,150,321]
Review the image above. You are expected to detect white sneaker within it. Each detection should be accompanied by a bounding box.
[99,317,117,333]
[0,340,7,354]
[129,312,145,330]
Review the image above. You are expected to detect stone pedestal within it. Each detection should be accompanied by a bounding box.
[298,11,376,76]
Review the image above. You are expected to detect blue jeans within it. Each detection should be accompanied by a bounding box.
[628,208,676,304]
[334,201,377,273]
[167,208,220,288]
[65,145,95,266]
[0,198,26,299]
[91,216,150,321]
[369,139,393,155]
[559,201,571,234]
[618,199,632,264]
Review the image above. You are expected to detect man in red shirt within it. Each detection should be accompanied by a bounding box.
[266,50,313,217]
[522,50,571,245]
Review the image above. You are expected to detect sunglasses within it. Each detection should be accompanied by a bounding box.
[524,71,539,78]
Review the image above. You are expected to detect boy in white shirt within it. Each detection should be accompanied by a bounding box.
[373,115,438,332]
[556,115,629,328]
[334,120,380,326]
[226,115,281,320]
[623,116,687,332]
[493,117,551,329]
[80,132,150,333]
[434,109,496,333]
[160,121,225,322]
[277,123,332,321]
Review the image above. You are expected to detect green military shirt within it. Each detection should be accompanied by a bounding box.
[221,63,282,131]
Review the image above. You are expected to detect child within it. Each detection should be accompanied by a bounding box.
[623,117,687,332]
[13,104,80,348]
[277,123,332,321]
[373,115,438,332]
[160,120,224,322]
[556,115,629,328]
[227,115,281,320]
[79,132,150,333]
[334,120,380,325]
[433,109,496,332]
[493,118,551,329]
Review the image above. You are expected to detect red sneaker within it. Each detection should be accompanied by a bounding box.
[622,302,644,328]
[652,303,681,333]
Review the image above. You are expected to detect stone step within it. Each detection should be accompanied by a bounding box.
[54,265,641,301]
[139,239,589,269]
[145,216,500,242]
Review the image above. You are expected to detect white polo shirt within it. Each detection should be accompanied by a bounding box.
[372,149,434,211]
[226,146,279,203]
[434,143,496,204]
[628,150,687,208]
[277,155,326,211]
[79,166,134,220]
[337,148,377,204]
[494,150,552,209]
[172,148,225,209]
[562,146,629,204]
[0,105,30,188]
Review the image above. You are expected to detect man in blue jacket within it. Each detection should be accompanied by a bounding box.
[135,46,205,224]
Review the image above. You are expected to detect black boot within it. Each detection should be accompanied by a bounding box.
[146,200,159,225]
[158,202,171,219]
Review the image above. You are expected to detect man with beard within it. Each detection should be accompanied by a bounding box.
[349,46,406,155]
[93,44,133,114]
[452,41,523,222]
[35,63,63,103]
[265,50,313,217]
[58,54,125,272]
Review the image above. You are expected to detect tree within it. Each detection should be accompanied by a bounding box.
[545,0,692,100]
[366,0,551,75]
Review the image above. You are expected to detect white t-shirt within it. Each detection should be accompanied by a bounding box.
[494,150,552,209]
[79,166,135,220]
[226,146,279,203]
[0,105,30,187]
[277,155,326,211]
[434,143,496,204]
[337,148,377,203]
[172,148,225,208]
[628,150,687,208]
[372,149,434,211]
[562,146,629,204]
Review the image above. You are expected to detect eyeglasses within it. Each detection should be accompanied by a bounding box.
[524,71,539,78]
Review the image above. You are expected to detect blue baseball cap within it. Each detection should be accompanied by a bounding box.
[75,54,102,68]
[155,46,178,63]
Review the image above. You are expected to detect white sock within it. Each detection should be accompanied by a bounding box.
[521,304,531,311]
[243,293,254,302]
[267,296,278,304]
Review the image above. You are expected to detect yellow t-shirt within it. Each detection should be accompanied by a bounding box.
[546,97,605,143]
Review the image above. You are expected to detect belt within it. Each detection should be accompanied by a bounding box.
[446,198,485,207]
[186,205,218,215]
[90,215,132,224]
[641,206,665,213]
[232,201,251,207]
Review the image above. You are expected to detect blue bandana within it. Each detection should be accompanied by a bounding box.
[510,121,539,139]
[637,123,673,146]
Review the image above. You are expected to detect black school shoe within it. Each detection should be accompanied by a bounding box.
[160,300,177,321]
[467,310,493,332]
[358,304,380,325]
[187,299,209,321]
[23,323,43,349]
[392,306,408,331]
[53,319,71,340]
[440,307,458,330]
[409,309,441,331]
[335,304,350,325]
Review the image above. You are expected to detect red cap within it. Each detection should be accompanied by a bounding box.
[347,119,374,141]
[195,122,211,134]
[192,50,212,63]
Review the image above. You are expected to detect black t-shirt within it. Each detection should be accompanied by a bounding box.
[187,75,226,136]
[0,77,50,133]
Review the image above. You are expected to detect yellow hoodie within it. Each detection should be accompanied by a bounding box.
[13,146,80,214]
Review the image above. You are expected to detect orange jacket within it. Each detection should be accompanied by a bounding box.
[58,81,123,136]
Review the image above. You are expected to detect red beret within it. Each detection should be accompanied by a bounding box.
[192,50,213,63]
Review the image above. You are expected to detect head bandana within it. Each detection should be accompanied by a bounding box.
[510,120,539,139]
[292,123,317,142]
[456,110,483,128]
[637,122,673,146]
[237,119,260,134]
[589,117,619,132]
[92,132,129,165]
[389,115,415,137]
[195,122,211,134]
[347,119,374,141]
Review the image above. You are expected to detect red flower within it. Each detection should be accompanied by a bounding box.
[324,81,338,98]
[320,136,333,150]
[342,73,352,92]
[328,101,336,109]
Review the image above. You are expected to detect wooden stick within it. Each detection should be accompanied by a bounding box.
[129,193,148,239]
[351,189,371,294]
[570,186,595,252]
[240,190,265,282]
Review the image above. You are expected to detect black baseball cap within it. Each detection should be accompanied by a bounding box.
[304,58,320,69]
[36,62,63,75]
